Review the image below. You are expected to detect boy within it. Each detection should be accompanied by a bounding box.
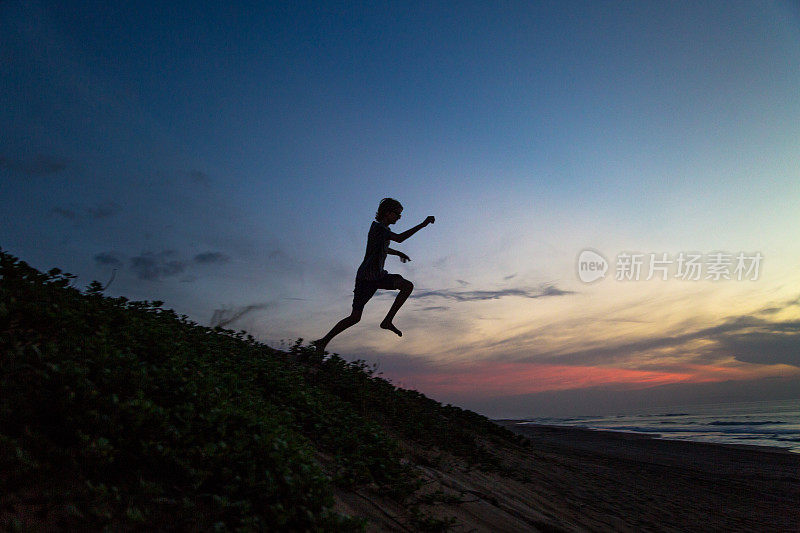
[314,198,435,353]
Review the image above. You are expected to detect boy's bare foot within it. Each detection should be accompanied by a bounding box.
[380,320,402,337]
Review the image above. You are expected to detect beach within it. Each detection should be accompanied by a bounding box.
[496,422,799,531]
[336,421,800,532]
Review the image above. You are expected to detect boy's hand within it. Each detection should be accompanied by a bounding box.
[424,216,435,226]
[398,252,411,263]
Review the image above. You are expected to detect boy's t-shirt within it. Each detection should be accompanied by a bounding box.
[356,221,397,281]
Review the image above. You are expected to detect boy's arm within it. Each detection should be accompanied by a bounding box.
[387,248,410,263]
[392,216,435,243]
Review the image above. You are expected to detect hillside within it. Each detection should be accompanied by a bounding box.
[0,250,538,531]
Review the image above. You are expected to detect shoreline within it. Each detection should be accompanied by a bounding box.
[494,419,798,455]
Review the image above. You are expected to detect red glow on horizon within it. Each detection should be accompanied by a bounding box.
[384,360,761,398]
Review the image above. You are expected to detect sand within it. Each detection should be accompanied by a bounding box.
[335,422,800,532]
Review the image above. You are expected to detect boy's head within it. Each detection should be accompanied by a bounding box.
[375,197,403,222]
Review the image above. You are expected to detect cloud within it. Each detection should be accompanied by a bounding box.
[52,207,78,220]
[94,252,123,268]
[711,318,800,366]
[539,284,573,297]
[0,154,69,176]
[188,170,211,186]
[410,283,575,302]
[210,303,272,328]
[456,279,469,286]
[85,202,119,219]
[659,310,800,368]
[130,251,187,281]
[193,251,230,265]
[754,295,800,316]
[503,309,800,370]
[52,202,119,221]
[92,249,231,282]
[503,273,517,280]
[421,306,449,311]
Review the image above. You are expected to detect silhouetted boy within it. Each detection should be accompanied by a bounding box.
[314,198,435,352]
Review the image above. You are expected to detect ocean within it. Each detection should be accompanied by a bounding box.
[518,398,800,453]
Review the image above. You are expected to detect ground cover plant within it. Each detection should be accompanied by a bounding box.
[0,250,525,530]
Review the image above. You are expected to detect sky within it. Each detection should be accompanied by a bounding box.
[2,0,800,417]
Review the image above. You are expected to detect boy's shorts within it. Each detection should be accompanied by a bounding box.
[353,273,406,311]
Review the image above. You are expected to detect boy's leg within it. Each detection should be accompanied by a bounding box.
[314,307,363,352]
[380,278,413,337]
[314,281,374,352]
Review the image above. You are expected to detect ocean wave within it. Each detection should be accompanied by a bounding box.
[579,424,800,436]
[708,421,785,426]
[522,400,800,453]
[775,436,800,443]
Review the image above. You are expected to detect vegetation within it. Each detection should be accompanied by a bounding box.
[0,250,526,530]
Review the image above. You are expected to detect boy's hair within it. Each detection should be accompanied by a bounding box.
[375,198,403,221]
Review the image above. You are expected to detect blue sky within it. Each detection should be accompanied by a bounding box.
[3,1,800,416]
